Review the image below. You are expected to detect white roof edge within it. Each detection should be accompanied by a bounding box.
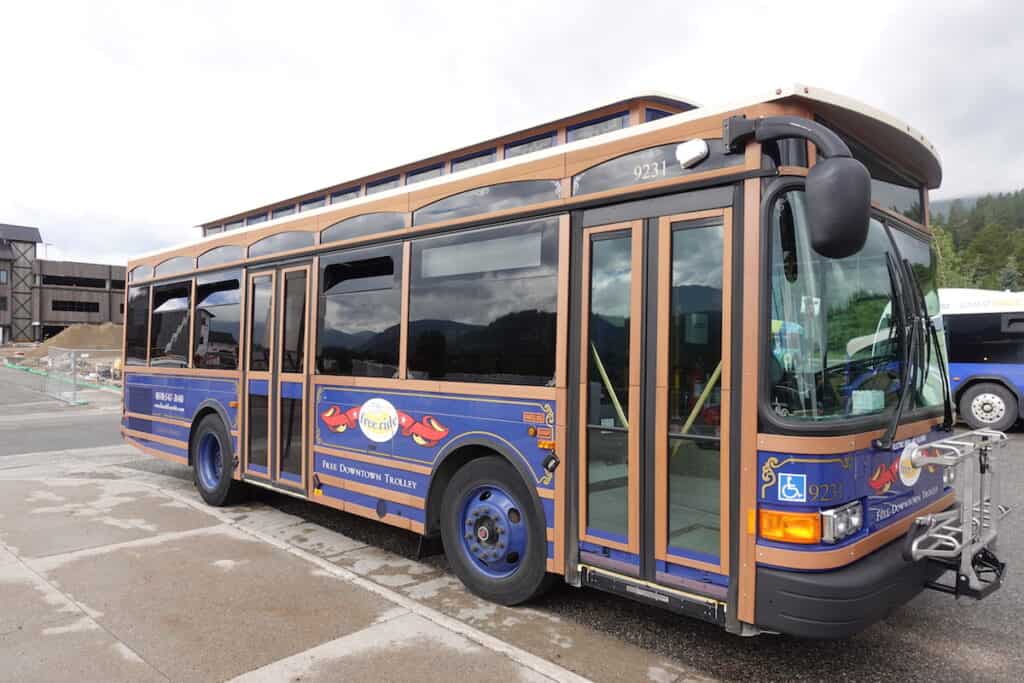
[939,288,1024,315]
[138,84,938,263]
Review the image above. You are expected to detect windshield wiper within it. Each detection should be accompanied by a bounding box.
[874,253,917,450]
[905,260,955,431]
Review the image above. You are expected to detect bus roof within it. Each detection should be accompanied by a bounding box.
[940,288,1024,315]
[198,84,941,231]
[133,84,942,266]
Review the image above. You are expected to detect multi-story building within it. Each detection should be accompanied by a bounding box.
[0,223,125,344]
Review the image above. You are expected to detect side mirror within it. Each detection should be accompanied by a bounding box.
[805,156,872,259]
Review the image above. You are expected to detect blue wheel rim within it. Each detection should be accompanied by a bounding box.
[458,484,528,579]
[197,432,223,491]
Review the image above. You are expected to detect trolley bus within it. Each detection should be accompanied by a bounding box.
[121,85,1007,638]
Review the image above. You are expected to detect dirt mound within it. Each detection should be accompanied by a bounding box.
[23,323,123,359]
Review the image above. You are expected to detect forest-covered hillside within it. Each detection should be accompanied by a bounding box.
[930,190,1024,290]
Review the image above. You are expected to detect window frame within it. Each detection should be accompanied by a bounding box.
[192,268,242,370]
[148,278,193,369]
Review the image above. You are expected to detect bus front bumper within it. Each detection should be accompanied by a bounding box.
[754,537,947,639]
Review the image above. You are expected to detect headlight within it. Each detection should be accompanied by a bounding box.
[821,500,864,544]
[942,466,956,487]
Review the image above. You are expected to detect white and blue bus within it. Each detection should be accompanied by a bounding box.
[941,288,1024,430]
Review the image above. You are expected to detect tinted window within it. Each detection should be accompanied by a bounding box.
[408,217,559,385]
[321,213,405,244]
[317,244,402,377]
[281,271,307,373]
[947,313,1024,364]
[451,149,496,173]
[248,394,269,468]
[249,275,273,371]
[667,222,723,560]
[125,286,149,365]
[567,112,628,142]
[824,122,924,223]
[198,245,244,269]
[150,281,190,367]
[572,139,743,196]
[225,220,243,231]
[331,187,360,204]
[248,231,315,258]
[272,205,296,219]
[247,213,268,225]
[645,108,671,122]
[413,180,561,226]
[505,133,556,159]
[406,165,444,185]
[52,300,100,313]
[300,196,325,212]
[193,270,241,370]
[111,279,125,290]
[154,256,193,278]
[130,265,153,282]
[366,176,400,195]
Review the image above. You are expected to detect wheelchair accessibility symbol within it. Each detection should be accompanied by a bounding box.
[778,473,807,503]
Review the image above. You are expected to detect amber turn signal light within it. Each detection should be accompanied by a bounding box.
[759,508,821,544]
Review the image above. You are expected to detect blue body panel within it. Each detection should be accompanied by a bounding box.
[757,427,950,558]
[949,361,1024,405]
[125,373,238,428]
[314,383,558,555]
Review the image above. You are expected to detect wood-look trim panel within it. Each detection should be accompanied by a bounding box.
[276,265,311,489]
[124,411,191,428]
[123,367,241,379]
[756,492,955,570]
[577,221,642,555]
[554,215,570,389]
[873,203,931,235]
[313,489,424,534]
[399,240,411,380]
[756,417,943,454]
[122,428,188,449]
[244,270,277,479]
[777,166,808,177]
[737,176,761,625]
[652,209,730,575]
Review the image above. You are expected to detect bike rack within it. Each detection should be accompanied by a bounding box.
[903,428,1011,599]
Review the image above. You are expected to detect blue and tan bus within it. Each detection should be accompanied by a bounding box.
[121,85,1007,638]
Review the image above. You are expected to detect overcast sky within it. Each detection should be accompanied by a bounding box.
[1,1,1020,264]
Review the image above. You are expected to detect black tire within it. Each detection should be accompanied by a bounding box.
[191,414,246,506]
[440,456,552,605]
[959,382,1017,431]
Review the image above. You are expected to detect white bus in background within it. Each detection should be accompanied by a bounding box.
[940,288,1024,430]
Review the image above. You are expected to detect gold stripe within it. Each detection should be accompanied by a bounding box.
[316,472,425,510]
[122,427,188,450]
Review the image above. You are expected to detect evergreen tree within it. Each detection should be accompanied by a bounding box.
[998,254,1022,291]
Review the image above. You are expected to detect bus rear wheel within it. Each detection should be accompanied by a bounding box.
[440,456,551,605]
[960,382,1017,431]
[191,414,245,506]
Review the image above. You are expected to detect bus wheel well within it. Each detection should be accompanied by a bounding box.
[188,407,230,466]
[424,445,502,538]
[954,377,1021,414]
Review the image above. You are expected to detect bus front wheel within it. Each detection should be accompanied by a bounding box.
[440,456,551,605]
[960,382,1017,431]
[191,414,246,506]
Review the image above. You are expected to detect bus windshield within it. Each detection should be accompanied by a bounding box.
[766,189,937,423]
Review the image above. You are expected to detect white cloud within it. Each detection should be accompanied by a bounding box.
[0,0,1019,263]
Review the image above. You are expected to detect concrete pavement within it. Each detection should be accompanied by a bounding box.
[0,441,702,682]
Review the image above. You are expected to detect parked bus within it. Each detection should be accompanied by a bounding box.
[941,288,1024,430]
[121,85,1007,639]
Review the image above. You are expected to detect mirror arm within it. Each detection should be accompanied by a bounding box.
[723,115,852,159]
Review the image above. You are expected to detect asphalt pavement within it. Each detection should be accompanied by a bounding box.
[1,364,1021,682]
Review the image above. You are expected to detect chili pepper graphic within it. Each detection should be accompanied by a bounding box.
[321,405,359,433]
[868,459,900,494]
[320,404,449,447]
[407,416,449,447]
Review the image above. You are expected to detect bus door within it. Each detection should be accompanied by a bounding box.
[243,264,312,492]
[578,210,731,592]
